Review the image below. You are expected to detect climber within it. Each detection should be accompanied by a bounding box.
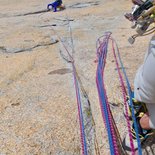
[47,0,65,12]
[123,0,155,151]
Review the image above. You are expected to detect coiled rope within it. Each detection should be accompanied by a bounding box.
[96,32,142,155]
[96,32,119,155]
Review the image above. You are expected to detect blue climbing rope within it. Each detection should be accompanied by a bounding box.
[72,64,88,155]
[96,32,119,155]
[112,38,142,155]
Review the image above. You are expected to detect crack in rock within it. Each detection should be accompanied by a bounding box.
[0,39,59,54]
[53,18,74,22]
[69,1,99,8]
[0,9,49,18]
[15,9,49,17]
[35,24,57,28]
[80,88,96,154]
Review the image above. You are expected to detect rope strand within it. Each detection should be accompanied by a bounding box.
[96,32,120,155]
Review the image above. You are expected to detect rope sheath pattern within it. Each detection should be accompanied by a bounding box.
[54,31,88,154]
[96,32,142,155]
[111,39,135,154]
[56,26,142,154]
[96,32,119,155]
[72,64,88,155]
[113,39,142,155]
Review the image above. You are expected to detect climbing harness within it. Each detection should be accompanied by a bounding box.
[96,32,143,155]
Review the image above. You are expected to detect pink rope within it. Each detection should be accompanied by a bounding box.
[55,31,87,154]
[96,34,120,154]
[111,39,135,154]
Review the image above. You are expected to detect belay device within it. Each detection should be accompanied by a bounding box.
[125,0,155,44]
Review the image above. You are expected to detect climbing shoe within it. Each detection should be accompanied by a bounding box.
[123,95,147,120]
[122,117,154,151]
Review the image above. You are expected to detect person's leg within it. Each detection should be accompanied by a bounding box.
[52,1,59,12]
[134,36,155,105]
[134,36,155,131]
[123,36,155,150]
[53,6,57,12]
[47,4,53,10]
[47,1,58,11]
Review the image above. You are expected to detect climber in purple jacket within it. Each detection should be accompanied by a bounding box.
[47,0,65,12]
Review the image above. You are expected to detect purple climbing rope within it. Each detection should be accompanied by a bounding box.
[111,37,142,155]
[96,32,119,155]
[56,34,88,155]
[96,32,137,154]
[111,38,135,154]
[72,63,87,155]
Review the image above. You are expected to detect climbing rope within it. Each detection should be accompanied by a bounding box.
[112,38,142,155]
[96,32,142,155]
[73,63,88,155]
[53,20,142,154]
[51,19,91,154]
[58,36,88,155]
[111,38,135,154]
[96,32,119,155]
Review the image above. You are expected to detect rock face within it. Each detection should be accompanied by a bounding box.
[0,0,155,154]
